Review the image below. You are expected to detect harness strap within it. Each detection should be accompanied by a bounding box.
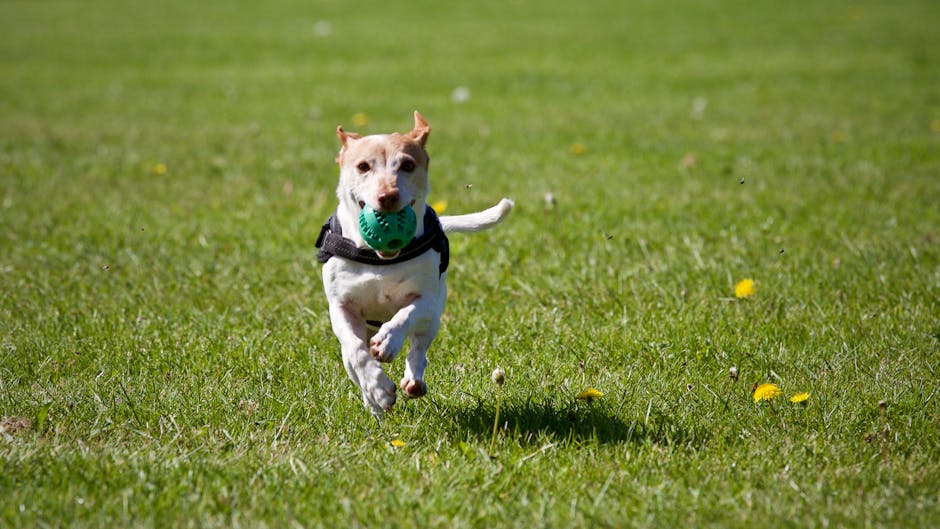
[316,206,449,276]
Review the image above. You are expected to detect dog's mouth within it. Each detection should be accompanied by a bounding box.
[353,195,417,260]
[356,199,416,213]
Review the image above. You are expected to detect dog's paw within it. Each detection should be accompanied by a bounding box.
[364,376,397,415]
[400,377,427,399]
[370,327,404,363]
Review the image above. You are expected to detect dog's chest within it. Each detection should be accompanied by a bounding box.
[322,252,445,318]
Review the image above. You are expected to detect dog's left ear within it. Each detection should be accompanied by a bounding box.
[407,111,430,147]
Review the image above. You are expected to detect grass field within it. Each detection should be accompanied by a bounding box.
[2,0,939,527]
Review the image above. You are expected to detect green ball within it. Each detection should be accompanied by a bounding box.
[358,204,417,252]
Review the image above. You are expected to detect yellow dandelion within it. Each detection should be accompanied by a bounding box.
[389,439,406,448]
[153,163,168,175]
[752,383,782,403]
[931,119,940,133]
[789,392,810,404]
[831,130,847,143]
[352,112,369,127]
[430,199,447,214]
[575,388,604,401]
[734,278,755,299]
[570,143,587,155]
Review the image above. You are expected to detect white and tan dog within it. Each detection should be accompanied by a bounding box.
[316,111,512,416]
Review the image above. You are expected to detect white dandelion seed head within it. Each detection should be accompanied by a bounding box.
[451,86,471,103]
[313,21,333,38]
[491,367,505,386]
[544,192,556,208]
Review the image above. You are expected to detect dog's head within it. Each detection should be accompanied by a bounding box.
[335,111,431,217]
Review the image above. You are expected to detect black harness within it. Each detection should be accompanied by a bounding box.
[315,205,449,276]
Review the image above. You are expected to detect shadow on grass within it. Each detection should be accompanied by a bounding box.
[441,396,709,447]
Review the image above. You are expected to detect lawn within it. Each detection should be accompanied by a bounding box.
[1,0,939,527]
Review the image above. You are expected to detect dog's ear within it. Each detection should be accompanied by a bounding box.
[336,126,361,147]
[407,111,430,147]
[335,126,361,163]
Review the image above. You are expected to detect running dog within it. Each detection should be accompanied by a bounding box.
[316,111,513,416]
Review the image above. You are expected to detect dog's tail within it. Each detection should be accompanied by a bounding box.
[439,198,514,233]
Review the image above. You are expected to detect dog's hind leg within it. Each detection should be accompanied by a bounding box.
[400,320,439,399]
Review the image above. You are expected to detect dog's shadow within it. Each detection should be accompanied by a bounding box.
[437,395,707,447]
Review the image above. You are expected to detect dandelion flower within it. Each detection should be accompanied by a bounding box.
[931,119,940,133]
[491,368,505,386]
[430,199,448,214]
[734,278,756,298]
[352,113,369,127]
[575,388,604,401]
[570,143,587,155]
[789,392,810,404]
[389,439,406,448]
[153,163,167,176]
[753,383,782,402]
[490,368,506,446]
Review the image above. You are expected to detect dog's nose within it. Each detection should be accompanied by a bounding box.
[377,190,400,211]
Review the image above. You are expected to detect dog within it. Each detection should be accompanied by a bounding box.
[316,111,513,416]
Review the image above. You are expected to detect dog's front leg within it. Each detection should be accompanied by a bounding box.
[370,296,442,399]
[329,303,397,416]
[369,295,441,363]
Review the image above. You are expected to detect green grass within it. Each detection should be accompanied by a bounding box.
[2,0,939,527]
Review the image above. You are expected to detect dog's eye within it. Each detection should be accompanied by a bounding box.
[356,161,371,173]
[399,159,416,173]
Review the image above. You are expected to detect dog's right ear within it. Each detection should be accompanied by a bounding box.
[335,126,361,163]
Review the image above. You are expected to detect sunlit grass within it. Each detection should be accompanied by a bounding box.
[1,0,939,527]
